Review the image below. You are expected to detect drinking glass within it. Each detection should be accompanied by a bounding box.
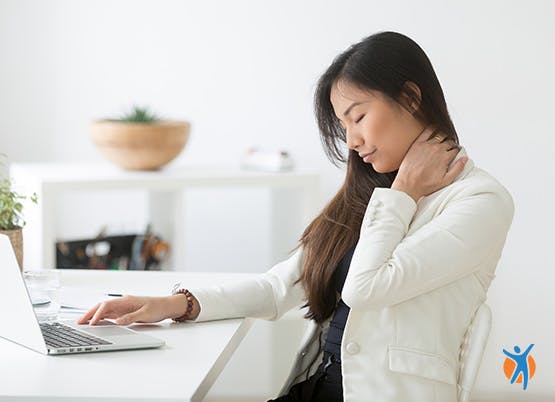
[23,269,61,322]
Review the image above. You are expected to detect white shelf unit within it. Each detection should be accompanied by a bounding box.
[10,163,321,271]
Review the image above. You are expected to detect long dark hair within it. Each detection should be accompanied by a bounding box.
[291,31,460,323]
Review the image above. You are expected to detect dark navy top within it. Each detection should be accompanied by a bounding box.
[322,242,358,362]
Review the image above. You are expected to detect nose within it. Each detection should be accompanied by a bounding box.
[346,128,363,151]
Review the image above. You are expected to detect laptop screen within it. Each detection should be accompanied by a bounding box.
[0,234,48,354]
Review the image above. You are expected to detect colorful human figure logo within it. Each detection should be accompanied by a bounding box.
[502,344,536,390]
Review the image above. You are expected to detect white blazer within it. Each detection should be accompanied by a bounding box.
[189,146,514,402]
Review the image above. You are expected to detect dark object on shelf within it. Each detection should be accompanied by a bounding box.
[56,226,169,270]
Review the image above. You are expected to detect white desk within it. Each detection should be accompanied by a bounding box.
[9,163,321,271]
[0,270,259,402]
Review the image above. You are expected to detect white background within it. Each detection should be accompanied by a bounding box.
[1,1,553,401]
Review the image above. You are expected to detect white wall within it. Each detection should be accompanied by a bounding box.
[1,0,554,400]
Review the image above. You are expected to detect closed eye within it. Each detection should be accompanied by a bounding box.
[355,115,365,124]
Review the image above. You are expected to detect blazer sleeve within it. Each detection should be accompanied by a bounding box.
[187,244,307,322]
[342,184,515,311]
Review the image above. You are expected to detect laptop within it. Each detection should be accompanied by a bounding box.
[0,234,165,355]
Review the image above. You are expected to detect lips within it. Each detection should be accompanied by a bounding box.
[359,149,377,161]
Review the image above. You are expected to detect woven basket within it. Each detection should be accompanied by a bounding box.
[0,228,23,271]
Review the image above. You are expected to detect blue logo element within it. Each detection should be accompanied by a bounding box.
[502,343,535,390]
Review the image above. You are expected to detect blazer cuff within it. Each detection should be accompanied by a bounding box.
[362,187,417,233]
[186,286,241,322]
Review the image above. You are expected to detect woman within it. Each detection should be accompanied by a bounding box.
[78,31,514,402]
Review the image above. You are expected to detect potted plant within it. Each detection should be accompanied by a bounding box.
[0,165,37,271]
[90,105,191,171]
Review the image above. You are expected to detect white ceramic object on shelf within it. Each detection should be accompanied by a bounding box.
[240,148,295,172]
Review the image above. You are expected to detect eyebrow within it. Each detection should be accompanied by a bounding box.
[342,101,362,117]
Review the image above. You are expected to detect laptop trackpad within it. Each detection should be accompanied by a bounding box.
[81,326,135,337]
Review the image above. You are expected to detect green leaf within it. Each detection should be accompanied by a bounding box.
[114,105,160,124]
[0,167,39,229]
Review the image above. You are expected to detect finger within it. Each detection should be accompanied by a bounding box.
[444,144,460,153]
[417,126,437,142]
[89,301,112,326]
[442,139,460,151]
[77,303,101,324]
[115,308,144,326]
[445,157,468,182]
[431,132,449,144]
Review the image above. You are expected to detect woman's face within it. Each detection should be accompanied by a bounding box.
[330,79,426,173]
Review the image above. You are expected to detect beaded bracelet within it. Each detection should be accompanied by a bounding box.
[172,288,195,322]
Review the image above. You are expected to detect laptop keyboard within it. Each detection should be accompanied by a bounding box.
[40,322,113,349]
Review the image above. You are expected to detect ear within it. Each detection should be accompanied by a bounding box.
[401,81,422,114]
